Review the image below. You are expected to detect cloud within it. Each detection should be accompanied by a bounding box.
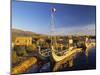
[54,24,95,36]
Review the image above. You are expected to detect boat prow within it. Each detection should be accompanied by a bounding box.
[51,46,82,62]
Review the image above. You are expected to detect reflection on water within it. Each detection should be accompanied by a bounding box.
[25,47,96,73]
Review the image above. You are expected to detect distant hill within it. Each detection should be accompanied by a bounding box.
[12,28,38,36]
[12,28,47,42]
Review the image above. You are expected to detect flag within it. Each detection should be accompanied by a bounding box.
[52,8,56,13]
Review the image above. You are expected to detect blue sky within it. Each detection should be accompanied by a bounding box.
[12,0,96,35]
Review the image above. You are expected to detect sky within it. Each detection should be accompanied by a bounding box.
[12,0,96,35]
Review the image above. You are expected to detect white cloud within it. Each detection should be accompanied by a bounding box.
[54,24,95,36]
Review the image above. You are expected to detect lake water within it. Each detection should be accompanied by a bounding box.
[25,47,96,74]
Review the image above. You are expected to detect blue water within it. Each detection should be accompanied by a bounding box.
[74,47,96,70]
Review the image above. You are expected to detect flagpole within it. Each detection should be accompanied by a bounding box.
[51,8,57,50]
